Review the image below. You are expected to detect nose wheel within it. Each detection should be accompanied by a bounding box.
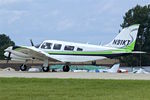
[42,66,49,72]
[63,65,70,72]
[20,64,27,71]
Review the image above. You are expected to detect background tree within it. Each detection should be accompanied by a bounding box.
[120,4,150,66]
[0,34,15,60]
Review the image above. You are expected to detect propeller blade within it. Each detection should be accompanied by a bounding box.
[30,39,34,46]
[6,59,9,63]
[6,52,11,63]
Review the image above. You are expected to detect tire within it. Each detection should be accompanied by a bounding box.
[63,65,70,72]
[20,64,27,71]
[42,67,49,72]
[92,61,96,65]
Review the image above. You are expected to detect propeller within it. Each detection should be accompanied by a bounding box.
[6,52,11,63]
[30,39,34,46]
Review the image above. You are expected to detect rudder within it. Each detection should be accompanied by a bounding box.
[105,24,140,51]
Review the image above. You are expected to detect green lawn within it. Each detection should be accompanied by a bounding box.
[0,78,150,100]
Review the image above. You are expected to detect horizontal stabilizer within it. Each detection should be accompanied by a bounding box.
[131,51,146,54]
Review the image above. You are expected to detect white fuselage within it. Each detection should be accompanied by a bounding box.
[4,40,117,63]
[37,40,117,62]
[39,40,116,51]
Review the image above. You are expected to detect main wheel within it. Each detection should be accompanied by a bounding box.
[20,64,27,71]
[42,66,49,72]
[63,65,70,72]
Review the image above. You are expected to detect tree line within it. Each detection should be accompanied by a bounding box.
[0,34,15,60]
[119,4,150,66]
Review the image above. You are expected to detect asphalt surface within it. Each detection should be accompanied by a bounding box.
[0,71,150,80]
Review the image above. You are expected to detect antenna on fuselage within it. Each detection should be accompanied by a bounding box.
[30,39,34,46]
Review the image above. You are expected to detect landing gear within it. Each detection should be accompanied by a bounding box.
[92,61,96,65]
[42,66,49,72]
[63,65,70,72]
[20,64,27,71]
[42,59,49,72]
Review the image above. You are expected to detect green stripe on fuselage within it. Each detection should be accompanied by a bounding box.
[47,49,131,56]
[13,46,132,56]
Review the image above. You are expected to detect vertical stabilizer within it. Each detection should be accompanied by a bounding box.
[108,63,120,73]
[106,24,140,51]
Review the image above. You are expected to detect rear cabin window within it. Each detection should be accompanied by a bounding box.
[53,44,62,50]
[41,42,52,49]
[64,45,74,51]
[77,48,83,51]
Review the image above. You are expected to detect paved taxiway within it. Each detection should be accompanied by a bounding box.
[0,71,150,80]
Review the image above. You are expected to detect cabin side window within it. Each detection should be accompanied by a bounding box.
[64,45,74,51]
[53,44,62,50]
[41,42,52,49]
[77,48,83,51]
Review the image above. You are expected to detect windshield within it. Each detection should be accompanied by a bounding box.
[41,42,52,49]
[35,44,40,48]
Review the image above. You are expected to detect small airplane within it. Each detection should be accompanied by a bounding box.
[98,63,120,73]
[4,24,142,72]
[132,68,149,74]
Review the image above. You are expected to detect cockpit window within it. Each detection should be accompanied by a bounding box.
[64,45,74,51]
[41,42,52,49]
[53,44,62,50]
[77,48,83,51]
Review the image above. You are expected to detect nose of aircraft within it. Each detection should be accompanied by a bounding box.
[4,52,9,57]
[4,46,13,57]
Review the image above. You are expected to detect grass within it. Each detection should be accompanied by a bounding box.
[0,78,150,100]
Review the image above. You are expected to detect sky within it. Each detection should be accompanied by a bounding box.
[0,0,149,46]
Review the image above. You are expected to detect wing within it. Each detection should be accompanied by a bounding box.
[5,46,60,62]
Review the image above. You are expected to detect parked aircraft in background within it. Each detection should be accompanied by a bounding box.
[4,24,141,72]
[118,68,128,73]
[73,63,120,73]
[132,68,149,74]
[99,63,120,73]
